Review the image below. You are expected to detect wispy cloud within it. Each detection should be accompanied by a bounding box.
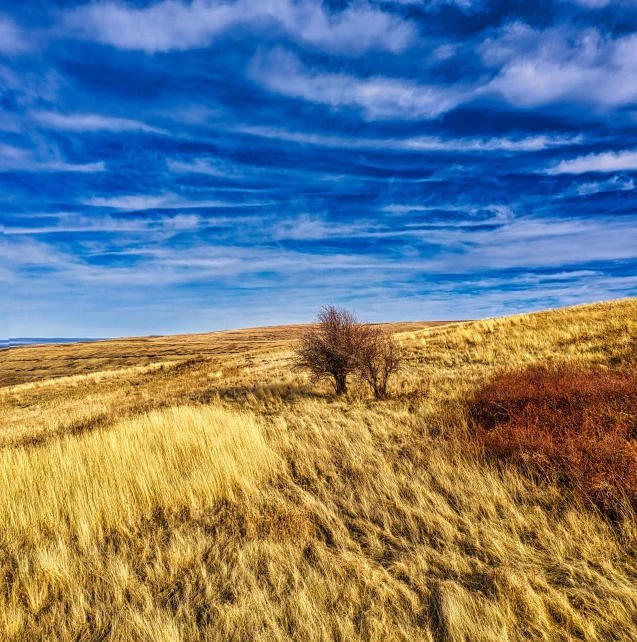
[571,175,636,195]
[239,125,584,152]
[63,0,415,54]
[7,212,636,287]
[5,213,202,235]
[0,144,105,173]
[271,214,377,241]
[33,112,166,134]
[0,64,62,114]
[81,193,267,210]
[0,16,30,54]
[381,203,514,221]
[167,157,246,177]
[546,150,637,174]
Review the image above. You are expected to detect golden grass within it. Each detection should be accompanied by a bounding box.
[1,298,636,641]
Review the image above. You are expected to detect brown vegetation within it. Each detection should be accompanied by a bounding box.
[357,324,403,399]
[470,364,637,517]
[1,298,636,641]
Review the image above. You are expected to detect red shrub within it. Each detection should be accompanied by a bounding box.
[469,365,637,518]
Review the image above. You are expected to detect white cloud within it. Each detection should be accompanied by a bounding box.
[250,25,637,119]
[7,212,636,293]
[33,112,165,134]
[3,237,80,273]
[167,157,246,177]
[0,143,27,163]
[482,24,637,109]
[34,161,106,173]
[63,0,415,54]
[0,65,61,110]
[410,215,637,271]
[83,195,173,210]
[403,133,583,152]
[272,214,377,241]
[546,150,637,174]
[381,204,514,222]
[250,48,464,120]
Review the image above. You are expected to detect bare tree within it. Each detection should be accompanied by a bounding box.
[295,306,365,395]
[357,326,402,399]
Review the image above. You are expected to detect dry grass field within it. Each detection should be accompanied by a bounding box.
[1,299,636,641]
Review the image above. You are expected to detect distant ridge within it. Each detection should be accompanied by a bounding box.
[2,338,104,349]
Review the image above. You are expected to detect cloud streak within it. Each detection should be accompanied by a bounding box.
[33,112,166,134]
[0,144,105,173]
[251,48,465,120]
[81,193,268,210]
[0,16,30,54]
[546,150,637,174]
[572,175,636,195]
[238,125,584,152]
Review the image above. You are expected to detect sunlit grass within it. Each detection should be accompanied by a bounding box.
[1,406,277,546]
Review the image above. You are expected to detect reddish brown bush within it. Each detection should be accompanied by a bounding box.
[469,365,637,518]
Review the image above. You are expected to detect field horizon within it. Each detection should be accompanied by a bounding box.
[2,297,636,641]
[1,319,454,389]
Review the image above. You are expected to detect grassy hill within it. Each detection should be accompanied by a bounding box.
[1,299,636,641]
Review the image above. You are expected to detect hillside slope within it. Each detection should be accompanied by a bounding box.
[1,298,636,641]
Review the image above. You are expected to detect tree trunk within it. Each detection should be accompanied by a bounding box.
[334,373,348,395]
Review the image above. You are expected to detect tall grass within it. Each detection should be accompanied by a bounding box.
[1,406,277,546]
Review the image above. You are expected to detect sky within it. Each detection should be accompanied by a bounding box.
[1,0,636,338]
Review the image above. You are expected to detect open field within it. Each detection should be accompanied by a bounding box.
[1,299,636,641]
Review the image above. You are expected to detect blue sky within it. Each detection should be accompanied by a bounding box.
[2,0,636,337]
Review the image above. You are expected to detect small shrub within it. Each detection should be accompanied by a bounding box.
[296,307,403,399]
[357,326,402,399]
[295,306,366,395]
[469,364,637,518]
